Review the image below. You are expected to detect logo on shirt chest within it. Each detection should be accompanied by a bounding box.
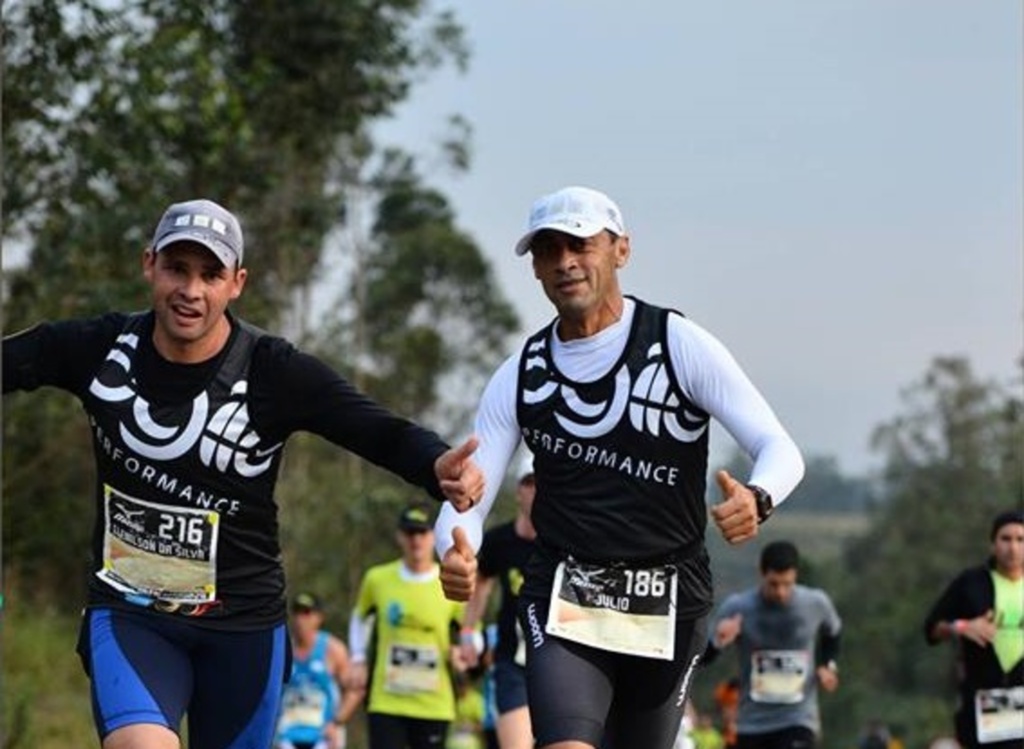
[522,338,708,442]
[89,331,282,476]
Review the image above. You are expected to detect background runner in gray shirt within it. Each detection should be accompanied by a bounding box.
[704,541,842,749]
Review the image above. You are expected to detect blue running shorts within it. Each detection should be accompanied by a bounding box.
[77,607,289,749]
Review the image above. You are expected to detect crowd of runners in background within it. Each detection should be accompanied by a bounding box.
[273,503,1023,749]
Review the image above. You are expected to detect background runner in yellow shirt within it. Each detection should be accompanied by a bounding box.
[349,503,465,748]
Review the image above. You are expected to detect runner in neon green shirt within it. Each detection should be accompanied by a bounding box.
[349,503,465,748]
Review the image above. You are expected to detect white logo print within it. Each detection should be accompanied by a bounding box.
[123,391,209,460]
[174,212,228,236]
[89,333,280,475]
[111,503,146,532]
[568,565,607,591]
[200,381,281,476]
[523,339,707,442]
[676,652,701,706]
[630,344,707,443]
[526,602,545,650]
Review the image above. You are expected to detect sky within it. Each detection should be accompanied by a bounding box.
[377,1,1022,476]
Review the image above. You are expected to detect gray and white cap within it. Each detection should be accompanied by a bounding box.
[513,186,626,256]
[152,198,244,268]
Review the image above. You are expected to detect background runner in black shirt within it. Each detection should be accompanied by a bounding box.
[459,472,537,749]
[923,510,1024,749]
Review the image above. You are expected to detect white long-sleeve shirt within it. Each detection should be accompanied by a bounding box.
[436,297,804,558]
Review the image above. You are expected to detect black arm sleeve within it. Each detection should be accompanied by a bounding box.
[3,315,125,395]
[818,629,841,664]
[249,337,449,500]
[922,569,972,646]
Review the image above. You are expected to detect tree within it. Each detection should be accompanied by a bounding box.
[276,150,520,607]
[3,0,470,329]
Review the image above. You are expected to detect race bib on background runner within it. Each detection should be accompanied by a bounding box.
[546,558,677,660]
[750,650,809,704]
[384,643,441,694]
[278,683,328,731]
[97,484,220,604]
[975,687,1024,744]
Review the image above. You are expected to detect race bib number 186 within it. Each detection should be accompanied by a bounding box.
[546,558,678,660]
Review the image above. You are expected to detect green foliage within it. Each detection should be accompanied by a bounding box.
[361,153,519,415]
[1,593,94,747]
[10,5,1015,746]
[2,391,94,604]
[3,0,469,328]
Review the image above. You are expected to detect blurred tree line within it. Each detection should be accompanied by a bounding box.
[2,2,1022,747]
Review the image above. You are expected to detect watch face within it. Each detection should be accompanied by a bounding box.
[751,485,773,522]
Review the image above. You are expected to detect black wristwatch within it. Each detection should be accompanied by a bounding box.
[748,484,774,524]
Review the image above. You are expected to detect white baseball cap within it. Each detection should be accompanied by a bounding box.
[152,198,244,268]
[513,186,626,256]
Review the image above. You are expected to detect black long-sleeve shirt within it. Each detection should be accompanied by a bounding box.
[4,311,449,628]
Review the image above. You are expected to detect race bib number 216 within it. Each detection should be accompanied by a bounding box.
[97,485,220,604]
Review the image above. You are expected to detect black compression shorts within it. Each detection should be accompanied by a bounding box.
[518,593,706,748]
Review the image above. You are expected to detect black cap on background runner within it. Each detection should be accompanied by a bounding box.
[291,592,322,613]
[397,503,433,532]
